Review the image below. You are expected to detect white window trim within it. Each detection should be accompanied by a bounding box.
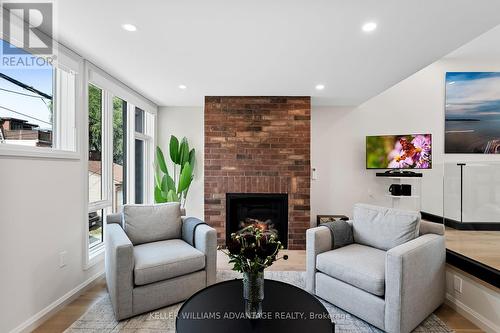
[134,112,155,204]
[0,144,80,159]
[87,243,105,269]
[84,83,111,269]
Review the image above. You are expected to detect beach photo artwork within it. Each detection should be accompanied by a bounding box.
[445,72,500,154]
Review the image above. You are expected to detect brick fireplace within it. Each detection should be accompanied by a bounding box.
[204,96,310,249]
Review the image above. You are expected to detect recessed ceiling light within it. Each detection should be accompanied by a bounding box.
[362,22,377,33]
[178,84,187,90]
[315,84,325,91]
[122,24,137,32]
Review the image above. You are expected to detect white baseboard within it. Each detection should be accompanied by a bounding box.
[9,270,105,333]
[446,293,500,333]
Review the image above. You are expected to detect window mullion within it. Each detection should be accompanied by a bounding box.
[127,103,136,204]
[88,200,112,212]
[103,91,113,204]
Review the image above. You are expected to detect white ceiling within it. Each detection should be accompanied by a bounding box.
[56,0,500,107]
[445,24,500,61]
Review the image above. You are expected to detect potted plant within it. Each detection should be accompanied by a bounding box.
[221,225,288,318]
[155,135,195,209]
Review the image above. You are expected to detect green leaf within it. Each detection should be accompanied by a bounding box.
[154,186,166,203]
[154,168,162,189]
[183,180,191,200]
[189,148,196,171]
[169,135,180,164]
[156,146,168,174]
[166,189,179,202]
[178,162,193,193]
[161,174,175,193]
[179,137,190,170]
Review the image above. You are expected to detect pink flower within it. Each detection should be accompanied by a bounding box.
[411,135,432,168]
[389,156,414,168]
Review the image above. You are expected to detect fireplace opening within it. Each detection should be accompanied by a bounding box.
[226,193,288,248]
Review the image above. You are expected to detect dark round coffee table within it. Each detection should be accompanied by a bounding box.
[176,279,334,332]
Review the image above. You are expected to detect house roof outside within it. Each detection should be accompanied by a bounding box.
[0,117,40,129]
[88,160,123,184]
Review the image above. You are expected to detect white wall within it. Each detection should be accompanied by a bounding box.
[157,107,204,219]
[311,26,500,331]
[311,41,500,221]
[446,267,500,333]
[0,157,104,333]
[156,64,500,223]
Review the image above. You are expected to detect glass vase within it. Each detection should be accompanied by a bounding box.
[242,271,264,319]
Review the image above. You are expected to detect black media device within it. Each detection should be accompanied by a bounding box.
[389,184,402,196]
[401,184,412,196]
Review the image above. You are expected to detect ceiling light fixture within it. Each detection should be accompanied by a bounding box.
[122,23,137,32]
[362,22,377,33]
[178,84,187,90]
[315,84,325,91]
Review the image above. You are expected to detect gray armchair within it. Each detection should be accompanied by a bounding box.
[105,202,217,320]
[306,204,445,333]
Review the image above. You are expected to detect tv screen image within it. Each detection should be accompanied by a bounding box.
[366,134,432,169]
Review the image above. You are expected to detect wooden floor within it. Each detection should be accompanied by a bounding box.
[445,227,500,271]
[34,249,482,333]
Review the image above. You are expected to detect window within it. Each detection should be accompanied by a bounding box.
[88,84,105,249]
[135,107,144,134]
[0,39,77,156]
[88,85,103,203]
[134,107,152,205]
[88,210,104,248]
[87,89,129,251]
[0,40,53,147]
[112,97,126,212]
[135,138,144,204]
[85,63,156,260]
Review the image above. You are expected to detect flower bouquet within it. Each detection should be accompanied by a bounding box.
[221,225,288,318]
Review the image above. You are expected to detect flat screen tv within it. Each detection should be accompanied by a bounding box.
[366,134,432,169]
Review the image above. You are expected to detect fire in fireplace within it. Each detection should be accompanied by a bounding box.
[226,193,288,248]
[238,217,277,234]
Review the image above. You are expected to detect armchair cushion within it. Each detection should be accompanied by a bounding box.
[316,243,386,296]
[123,202,182,245]
[353,203,420,251]
[133,239,205,286]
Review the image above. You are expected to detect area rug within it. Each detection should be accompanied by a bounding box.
[65,271,453,332]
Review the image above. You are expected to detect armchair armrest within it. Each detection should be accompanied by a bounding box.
[385,234,445,333]
[196,224,217,285]
[181,217,217,286]
[105,224,134,320]
[106,213,122,225]
[306,226,332,293]
[419,220,445,236]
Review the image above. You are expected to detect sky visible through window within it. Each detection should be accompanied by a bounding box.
[0,39,53,130]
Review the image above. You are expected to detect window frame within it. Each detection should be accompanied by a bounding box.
[86,81,112,258]
[0,39,82,159]
[84,62,157,268]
